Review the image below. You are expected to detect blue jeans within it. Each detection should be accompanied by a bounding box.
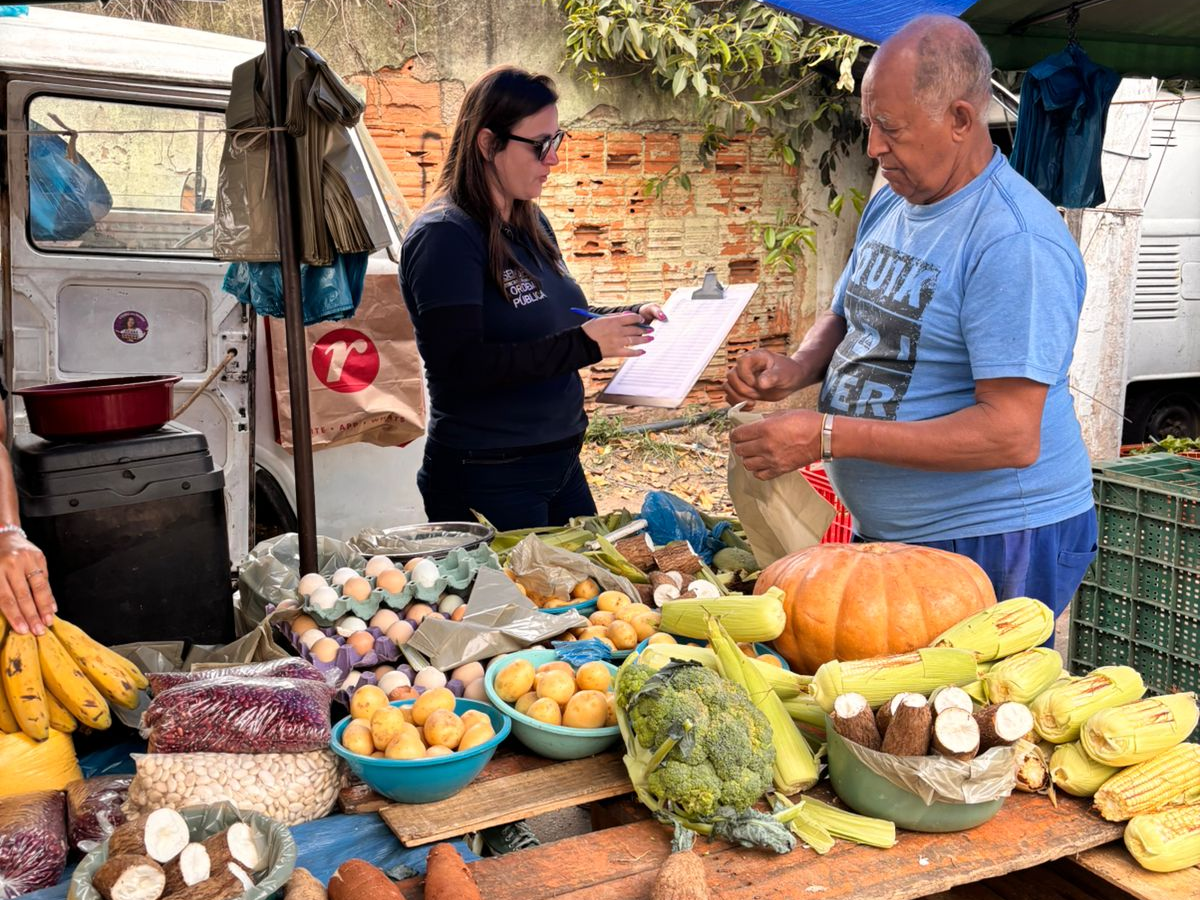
[417,437,597,531]
[857,508,1098,648]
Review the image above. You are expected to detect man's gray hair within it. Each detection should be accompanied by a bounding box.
[900,15,994,121]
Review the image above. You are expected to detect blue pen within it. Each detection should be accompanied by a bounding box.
[570,307,652,329]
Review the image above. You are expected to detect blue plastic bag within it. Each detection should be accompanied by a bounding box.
[223,251,368,325]
[640,492,726,564]
[28,122,112,242]
[289,814,479,883]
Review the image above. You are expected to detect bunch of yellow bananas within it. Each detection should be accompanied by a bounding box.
[0,615,147,739]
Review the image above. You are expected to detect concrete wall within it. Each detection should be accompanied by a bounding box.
[172,0,874,406]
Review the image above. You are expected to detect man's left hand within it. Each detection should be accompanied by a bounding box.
[730,410,822,479]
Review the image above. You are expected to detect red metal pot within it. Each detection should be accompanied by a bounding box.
[15,375,182,440]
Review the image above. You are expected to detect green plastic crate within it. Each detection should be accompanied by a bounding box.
[1069,454,1200,740]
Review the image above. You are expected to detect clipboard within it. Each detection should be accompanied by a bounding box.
[596,281,757,409]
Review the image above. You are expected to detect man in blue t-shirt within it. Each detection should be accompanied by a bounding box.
[724,15,1097,629]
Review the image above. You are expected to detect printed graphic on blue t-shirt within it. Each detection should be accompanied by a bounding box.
[822,240,941,419]
[819,150,1095,543]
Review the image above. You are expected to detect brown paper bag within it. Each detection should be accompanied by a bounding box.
[268,266,426,450]
[727,405,836,569]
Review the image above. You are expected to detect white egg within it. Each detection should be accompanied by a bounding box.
[308,585,340,611]
[378,670,412,695]
[365,555,396,577]
[335,616,368,638]
[369,609,401,632]
[298,628,326,649]
[410,558,440,590]
[438,594,465,616]
[297,572,328,597]
[275,598,299,611]
[463,679,489,703]
[340,671,363,691]
[413,667,447,691]
[331,567,360,588]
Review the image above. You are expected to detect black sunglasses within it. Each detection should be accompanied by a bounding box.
[504,129,566,161]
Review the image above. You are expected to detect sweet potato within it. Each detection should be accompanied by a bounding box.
[423,844,481,900]
[328,859,401,900]
[283,868,327,900]
[650,850,710,900]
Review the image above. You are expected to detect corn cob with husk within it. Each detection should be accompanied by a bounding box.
[1011,739,1051,793]
[636,640,810,699]
[930,596,1054,661]
[1079,692,1199,767]
[773,793,897,852]
[1093,742,1200,821]
[781,693,827,740]
[1049,741,1121,797]
[708,617,819,793]
[809,648,979,712]
[980,647,1063,704]
[661,588,787,642]
[1032,666,1145,743]
[1123,804,1200,873]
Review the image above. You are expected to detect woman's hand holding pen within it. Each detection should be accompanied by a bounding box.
[636,303,668,325]
[581,312,656,358]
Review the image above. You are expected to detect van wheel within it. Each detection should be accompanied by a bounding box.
[1125,384,1200,443]
[255,468,297,545]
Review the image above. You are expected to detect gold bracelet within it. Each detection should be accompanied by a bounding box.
[820,413,834,462]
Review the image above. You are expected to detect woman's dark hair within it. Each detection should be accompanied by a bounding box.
[433,66,562,292]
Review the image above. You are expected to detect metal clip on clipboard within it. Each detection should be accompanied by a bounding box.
[691,268,725,300]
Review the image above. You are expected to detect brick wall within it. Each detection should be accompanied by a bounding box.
[359,60,842,411]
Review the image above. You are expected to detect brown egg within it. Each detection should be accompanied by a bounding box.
[347,631,375,656]
[291,613,318,635]
[376,569,408,594]
[311,637,341,663]
[343,576,373,603]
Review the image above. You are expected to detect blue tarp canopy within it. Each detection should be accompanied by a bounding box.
[758,0,1200,78]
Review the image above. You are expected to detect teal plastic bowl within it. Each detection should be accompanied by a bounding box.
[824,718,1007,832]
[541,597,598,616]
[330,698,509,803]
[633,636,790,669]
[484,649,620,760]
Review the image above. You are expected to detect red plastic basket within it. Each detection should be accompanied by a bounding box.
[800,463,854,543]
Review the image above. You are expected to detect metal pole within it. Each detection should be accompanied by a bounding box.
[261,0,318,573]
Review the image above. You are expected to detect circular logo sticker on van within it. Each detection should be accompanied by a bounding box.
[114,310,149,344]
[311,328,379,394]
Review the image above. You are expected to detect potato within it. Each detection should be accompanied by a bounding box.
[756,653,783,668]
[451,662,485,684]
[596,590,631,613]
[616,603,652,624]
[458,722,496,751]
[342,722,375,756]
[350,716,373,732]
[527,697,562,726]
[577,625,609,642]
[562,690,609,729]
[571,578,600,600]
[494,659,536,704]
[588,610,616,628]
[349,685,389,721]
[461,710,491,732]
[385,731,426,760]
[411,687,456,726]
[646,632,677,645]
[388,685,420,703]
[424,709,466,749]
[631,614,659,642]
[536,670,576,707]
[370,705,410,751]
[575,661,612,693]
[605,693,618,727]
[606,620,638,650]
[514,691,539,714]
[738,642,757,658]
[595,636,617,652]
[425,745,453,758]
[536,660,574,676]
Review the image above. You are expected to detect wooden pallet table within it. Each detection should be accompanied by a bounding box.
[395,791,1128,900]
[1065,843,1200,900]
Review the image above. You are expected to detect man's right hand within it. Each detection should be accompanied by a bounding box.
[724,349,807,407]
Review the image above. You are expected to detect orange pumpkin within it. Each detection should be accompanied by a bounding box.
[755,542,996,674]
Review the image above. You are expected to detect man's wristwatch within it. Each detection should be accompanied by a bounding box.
[820,413,834,462]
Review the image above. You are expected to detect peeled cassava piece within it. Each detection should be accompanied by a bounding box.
[91,855,165,900]
[880,694,931,756]
[831,693,882,751]
[165,864,251,900]
[931,707,980,761]
[107,809,189,864]
[875,692,920,739]
[163,844,210,897]
[758,542,996,674]
[975,702,1034,752]
[930,685,975,718]
[202,823,263,874]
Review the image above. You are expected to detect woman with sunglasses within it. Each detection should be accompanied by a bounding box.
[400,66,664,530]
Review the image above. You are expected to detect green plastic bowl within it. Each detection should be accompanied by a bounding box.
[824,718,1007,833]
[330,698,509,803]
[484,648,620,760]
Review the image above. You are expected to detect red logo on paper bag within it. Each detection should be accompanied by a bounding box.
[312,328,379,393]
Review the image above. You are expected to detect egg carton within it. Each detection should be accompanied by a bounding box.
[276,619,403,674]
[300,545,499,624]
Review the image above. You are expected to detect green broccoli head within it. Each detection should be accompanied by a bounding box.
[615,659,654,710]
[647,759,723,819]
[621,660,774,820]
